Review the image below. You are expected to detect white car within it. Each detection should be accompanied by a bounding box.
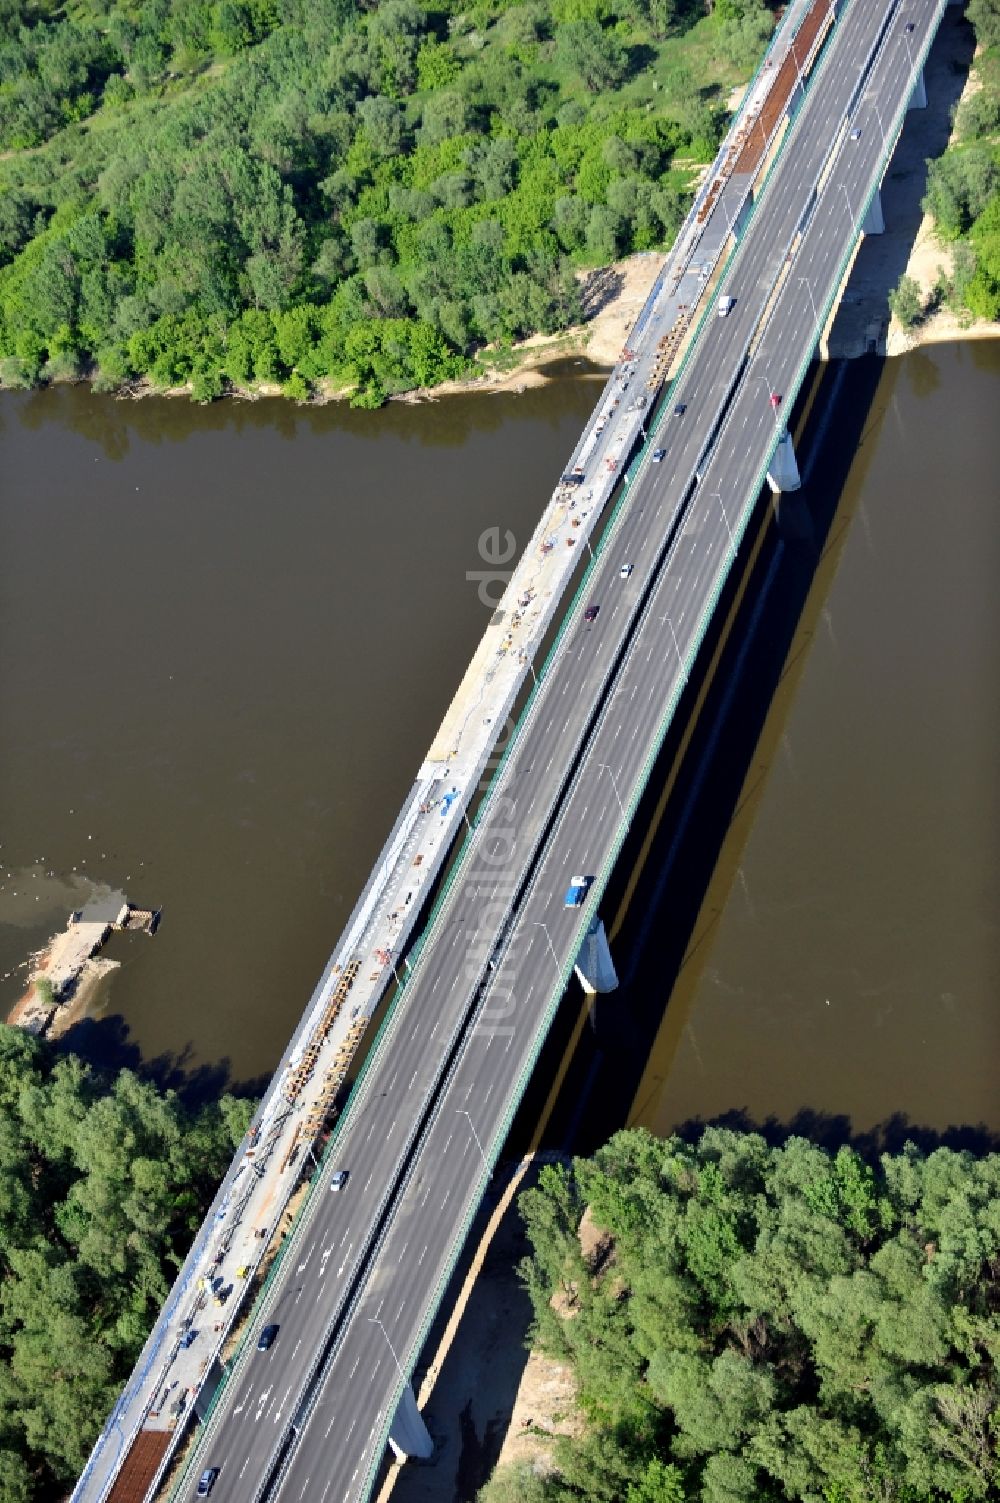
[330,1170,349,1192]
[619,563,634,579]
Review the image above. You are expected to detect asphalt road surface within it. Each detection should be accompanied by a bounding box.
[178,4,942,1499]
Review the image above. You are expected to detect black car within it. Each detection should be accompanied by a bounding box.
[674,402,687,416]
[905,21,915,31]
[584,605,600,623]
[257,1323,280,1351]
[197,1468,220,1497]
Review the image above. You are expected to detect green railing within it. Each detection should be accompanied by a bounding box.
[354,10,946,1492]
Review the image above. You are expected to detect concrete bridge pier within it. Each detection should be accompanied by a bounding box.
[766,428,802,494]
[574,917,619,995]
[908,67,927,109]
[862,189,885,236]
[388,1383,434,1461]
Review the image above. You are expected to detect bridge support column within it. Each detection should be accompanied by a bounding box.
[766,429,801,494]
[388,1383,434,1462]
[574,917,619,995]
[862,189,884,236]
[908,67,927,110]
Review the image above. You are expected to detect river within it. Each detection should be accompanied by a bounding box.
[628,340,1000,1142]
[0,345,997,1136]
[0,376,600,1089]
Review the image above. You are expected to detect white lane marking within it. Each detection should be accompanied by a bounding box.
[337,1241,354,1276]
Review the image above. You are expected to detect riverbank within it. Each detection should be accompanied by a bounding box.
[825,10,1000,359]
[390,253,667,402]
[104,252,660,409]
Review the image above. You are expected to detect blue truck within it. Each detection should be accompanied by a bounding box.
[564,874,593,908]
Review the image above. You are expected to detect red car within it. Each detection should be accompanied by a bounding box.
[584,605,600,623]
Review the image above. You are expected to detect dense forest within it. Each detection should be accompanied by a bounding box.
[481,1129,1000,1503]
[0,1026,254,1503]
[897,0,1000,327]
[0,0,778,404]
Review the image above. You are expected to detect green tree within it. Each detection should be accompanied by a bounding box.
[556,21,629,94]
[0,1026,255,1492]
[486,1128,1000,1503]
[967,0,1000,49]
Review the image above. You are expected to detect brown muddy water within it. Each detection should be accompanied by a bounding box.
[628,340,1000,1142]
[0,376,600,1090]
[0,344,998,1139]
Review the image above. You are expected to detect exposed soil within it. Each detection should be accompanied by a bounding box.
[391,252,668,404]
[825,12,1000,359]
[377,1158,582,1503]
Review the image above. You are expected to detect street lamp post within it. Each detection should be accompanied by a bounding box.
[798,275,819,328]
[597,762,626,818]
[532,922,561,974]
[710,492,736,551]
[665,616,685,674]
[456,1109,488,1171]
[902,28,915,77]
[791,45,805,99]
[369,1316,407,1385]
[841,183,859,238]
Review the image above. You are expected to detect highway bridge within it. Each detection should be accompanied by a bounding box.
[75,1,953,1500]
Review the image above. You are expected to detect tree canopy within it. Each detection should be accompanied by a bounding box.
[921,4,1000,323]
[0,0,776,404]
[480,1128,1000,1503]
[0,1025,254,1502]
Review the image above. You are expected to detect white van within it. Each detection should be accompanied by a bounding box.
[718,294,735,317]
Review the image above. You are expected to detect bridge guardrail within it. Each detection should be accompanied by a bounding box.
[170,4,923,1497]
[352,9,948,1493]
[264,0,883,1482]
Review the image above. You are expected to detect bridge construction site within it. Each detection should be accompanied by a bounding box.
[71,1,952,1499]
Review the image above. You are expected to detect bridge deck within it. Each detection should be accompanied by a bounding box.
[71,3,837,1500]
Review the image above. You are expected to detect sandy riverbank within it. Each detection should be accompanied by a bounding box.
[6,950,119,1039]
[62,251,661,410]
[825,11,999,360]
[396,253,667,401]
[375,1158,584,1503]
